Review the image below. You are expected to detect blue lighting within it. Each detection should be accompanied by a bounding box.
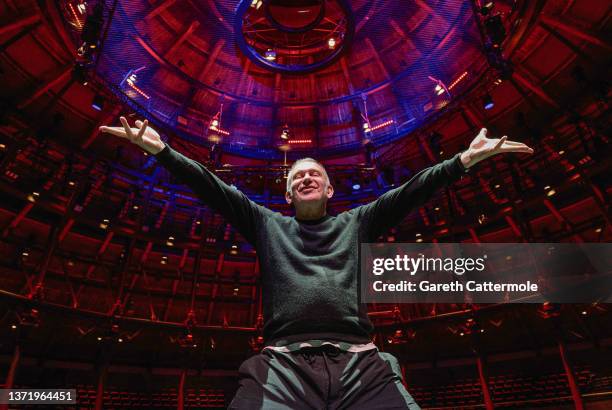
[352,184,361,190]
[92,95,104,111]
[483,94,494,110]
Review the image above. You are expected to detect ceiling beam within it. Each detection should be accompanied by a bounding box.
[539,14,612,52]
[144,0,177,21]
[511,70,560,109]
[364,37,390,80]
[0,13,40,36]
[164,21,200,59]
[340,57,355,94]
[198,39,226,82]
[17,66,72,109]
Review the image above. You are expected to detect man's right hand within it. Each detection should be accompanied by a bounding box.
[99,116,166,155]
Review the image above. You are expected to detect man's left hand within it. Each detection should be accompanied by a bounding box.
[460,128,534,169]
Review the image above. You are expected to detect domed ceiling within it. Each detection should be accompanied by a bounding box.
[83,0,504,158]
[0,0,610,365]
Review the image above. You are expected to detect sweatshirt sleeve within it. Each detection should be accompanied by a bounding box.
[358,152,468,240]
[155,144,268,245]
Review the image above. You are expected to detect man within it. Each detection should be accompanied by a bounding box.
[100,117,533,409]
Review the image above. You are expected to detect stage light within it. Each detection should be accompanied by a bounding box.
[161,256,168,265]
[27,192,39,203]
[435,84,444,95]
[77,3,87,14]
[352,184,361,190]
[11,324,17,330]
[448,71,468,90]
[328,37,336,49]
[0,144,5,150]
[92,94,104,111]
[369,119,394,132]
[480,2,494,15]
[264,49,277,61]
[483,93,494,110]
[595,227,602,233]
[21,251,29,257]
[166,236,174,247]
[280,124,290,140]
[99,219,109,229]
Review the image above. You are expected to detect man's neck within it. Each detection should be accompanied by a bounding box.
[295,203,327,221]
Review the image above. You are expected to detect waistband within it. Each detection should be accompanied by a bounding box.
[262,340,378,353]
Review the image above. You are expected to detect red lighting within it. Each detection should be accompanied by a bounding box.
[288,139,312,144]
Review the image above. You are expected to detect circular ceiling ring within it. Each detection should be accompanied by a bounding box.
[235,0,355,74]
[264,0,325,34]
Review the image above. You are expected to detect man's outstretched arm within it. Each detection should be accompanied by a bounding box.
[360,128,534,238]
[99,117,265,245]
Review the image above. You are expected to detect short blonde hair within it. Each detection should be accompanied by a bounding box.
[286,158,329,194]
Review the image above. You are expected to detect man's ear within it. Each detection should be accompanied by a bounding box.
[285,191,293,205]
[326,183,334,199]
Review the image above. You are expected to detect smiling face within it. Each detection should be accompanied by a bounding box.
[285,159,334,212]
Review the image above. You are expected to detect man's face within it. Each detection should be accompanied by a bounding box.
[285,161,334,207]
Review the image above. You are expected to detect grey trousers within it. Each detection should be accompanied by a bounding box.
[229,345,421,409]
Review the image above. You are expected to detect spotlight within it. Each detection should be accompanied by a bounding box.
[480,2,494,15]
[328,38,336,49]
[434,84,444,95]
[92,94,104,111]
[27,192,40,203]
[352,184,361,190]
[483,93,494,110]
[264,49,277,61]
[280,124,290,140]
